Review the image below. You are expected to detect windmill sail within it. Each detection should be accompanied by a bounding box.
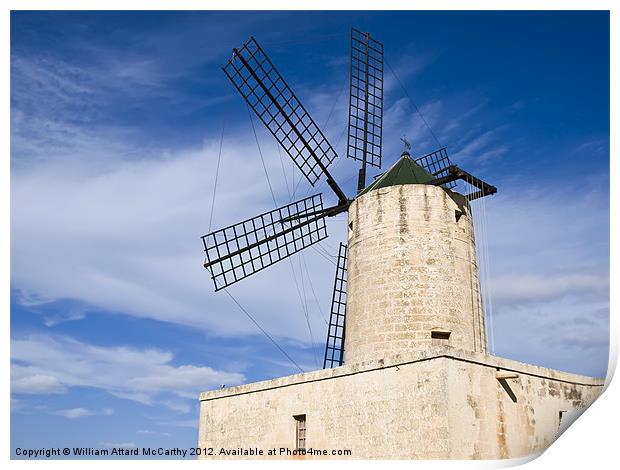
[323,243,348,368]
[347,28,384,171]
[414,147,457,189]
[202,194,328,291]
[223,37,346,204]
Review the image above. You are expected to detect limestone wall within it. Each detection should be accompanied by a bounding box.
[445,356,603,458]
[199,357,449,459]
[198,348,604,459]
[346,184,486,364]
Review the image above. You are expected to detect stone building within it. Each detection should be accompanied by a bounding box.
[198,153,605,459]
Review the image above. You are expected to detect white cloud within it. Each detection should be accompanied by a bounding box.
[137,430,171,437]
[109,391,153,406]
[383,47,440,96]
[491,273,609,307]
[451,129,509,163]
[10,48,342,347]
[56,408,90,419]
[54,407,114,419]
[11,131,339,344]
[491,296,609,377]
[476,182,609,376]
[11,334,244,408]
[11,374,66,394]
[454,130,495,157]
[482,182,609,275]
[10,47,353,378]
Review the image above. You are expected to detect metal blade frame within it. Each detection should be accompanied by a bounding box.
[347,28,384,170]
[429,165,497,200]
[323,242,348,368]
[202,194,328,291]
[414,147,457,189]
[223,37,339,188]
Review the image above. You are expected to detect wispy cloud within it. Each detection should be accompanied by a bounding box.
[452,129,509,162]
[383,46,440,96]
[12,374,66,395]
[481,181,609,376]
[11,335,244,408]
[510,99,527,111]
[137,430,171,437]
[493,295,609,377]
[573,138,609,156]
[382,96,445,158]
[11,130,338,343]
[11,33,343,350]
[54,407,114,419]
[491,273,609,308]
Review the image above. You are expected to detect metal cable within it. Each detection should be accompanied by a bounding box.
[208,122,225,232]
[247,103,279,207]
[208,118,304,374]
[480,181,496,354]
[222,288,305,374]
[301,253,329,326]
[385,57,443,149]
[247,101,319,366]
[298,255,320,368]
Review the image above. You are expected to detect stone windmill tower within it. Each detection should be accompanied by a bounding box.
[346,154,488,364]
[198,30,603,460]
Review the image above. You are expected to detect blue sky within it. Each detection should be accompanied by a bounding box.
[11,10,609,458]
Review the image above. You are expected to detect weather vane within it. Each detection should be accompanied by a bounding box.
[400,135,411,152]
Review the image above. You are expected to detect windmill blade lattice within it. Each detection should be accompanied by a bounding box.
[323,243,348,368]
[414,147,457,189]
[347,28,384,170]
[223,37,339,188]
[202,194,328,291]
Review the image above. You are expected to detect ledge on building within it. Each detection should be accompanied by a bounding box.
[199,346,605,402]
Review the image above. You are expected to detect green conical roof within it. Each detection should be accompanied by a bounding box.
[359,152,435,196]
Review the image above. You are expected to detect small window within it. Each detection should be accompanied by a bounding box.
[431,329,451,345]
[559,410,567,425]
[294,414,306,450]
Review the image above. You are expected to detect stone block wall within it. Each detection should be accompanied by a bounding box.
[346,184,487,364]
[198,348,604,459]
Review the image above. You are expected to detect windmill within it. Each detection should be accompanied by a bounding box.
[201,29,497,370]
